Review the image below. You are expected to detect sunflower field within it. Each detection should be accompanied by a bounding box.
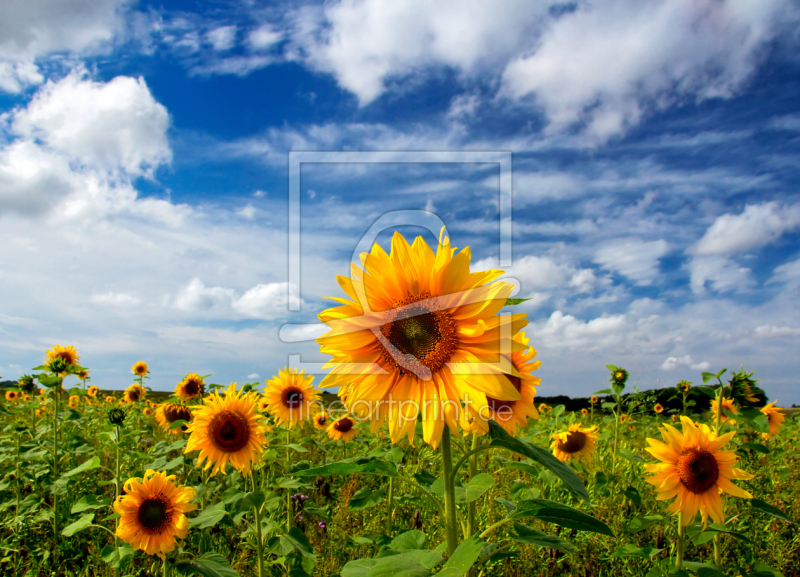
[1,231,798,577]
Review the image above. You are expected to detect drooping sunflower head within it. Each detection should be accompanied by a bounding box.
[313,412,330,430]
[45,344,80,367]
[677,380,691,393]
[108,408,126,426]
[175,373,205,401]
[316,229,527,449]
[327,416,358,442]
[87,386,99,398]
[654,403,664,414]
[551,424,598,462]
[5,390,18,401]
[710,397,737,423]
[75,369,89,381]
[644,416,754,526]
[132,361,149,377]
[760,402,785,439]
[262,367,321,429]
[114,469,197,559]
[124,384,146,404]
[728,368,761,405]
[469,331,540,436]
[156,403,194,436]
[184,383,269,477]
[590,395,599,404]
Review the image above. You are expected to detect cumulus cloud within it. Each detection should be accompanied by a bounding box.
[532,310,628,351]
[688,256,754,295]
[474,254,598,296]
[594,238,669,285]
[661,355,710,371]
[91,292,141,307]
[232,283,300,319]
[693,202,800,256]
[173,278,236,312]
[206,25,236,51]
[172,278,302,320]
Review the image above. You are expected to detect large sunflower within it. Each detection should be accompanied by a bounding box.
[316,230,527,448]
[114,469,196,559]
[327,416,358,442]
[469,331,540,436]
[124,384,146,403]
[184,383,269,476]
[551,424,598,462]
[132,361,149,377]
[156,403,194,436]
[644,416,754,526]
[760,401,785,440]
[262,367,320,429]
[175,373,205,401]
[709,397,737,423]
[45,344,80,366]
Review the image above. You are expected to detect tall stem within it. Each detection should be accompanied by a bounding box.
[286,445,293,532]
[440,426,459,555]
[52,380,61,566]
[676,513,685,569]
[466,433,479,537]
[386,476,394,535]
[15,434,21,531]
[612,410,620,473]
[712,388,723,568]
[254,498,266,577]
[115,425,122,577]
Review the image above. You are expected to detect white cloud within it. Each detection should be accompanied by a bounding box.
[248,24,282,50]
[693,202,800,256]
[232,283,300,320]
[474,254,598,295]
[688,256,753,295]
[173,278,236,313]
[172,279,302,320]
[753,325,800,338]
[661,355,709,371]
[207,25,237,51]
[768,257,800,287]
[594,238,669,285]
[533,310,628,351]
[247,373,260,379]
[237,204,256,219]
[501,0,794,143]
[91,292,141,307]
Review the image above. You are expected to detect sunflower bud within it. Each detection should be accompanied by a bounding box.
[108,408,127,426]
[611,367,629,385]
[46,357,69,375]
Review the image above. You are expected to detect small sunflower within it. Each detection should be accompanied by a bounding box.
[132,361,149,377]
[678,381,691,393]
[5,390,18,401]
[143,407,153,417]
[21,393,31,402]
[620,413,628,423]
[654,403,664,414]
[710,397,737,423]
[644,416,754,526]
[184,383,269,477]
[45,344,80,366]
[327,416,358,442]
[590,395,599,404]
[760,402,785,440]
[313,412,330,430]
[262,367,321,429]
[538,403,550,413]
[581,408,589,416]
[469,331,540,436]
[551,424,598,462]
[87,386,99,398]
[114,469,197,559]
[612,368,629,385]
[105,395,116,403]
[75,369,89,381]
[124,384,146,403]
[175,373,205,401]
[156,403,193,436]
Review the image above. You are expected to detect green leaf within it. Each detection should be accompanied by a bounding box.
[747,561,786,577]
[605,364,618,372]
[342,550,443,577]
[751,499,794,524]
[435,535,484,575]
[294,457,399,478]
[463,473,495,504]
[61,513,94,536]
[275,477,309,489]
[100,544,133,569]
[696,568,727,577]
[62,456,101,477]
[504,298,531,306]
[349,488,384,511]
[551,405,565,418]
[189,502,227,528]
[511,523,576,554]
[623,486,642,506]
[736,443,769,454]
[71,495,111,513]
[174,552,241,577]
[486,421,590,502]
[274,443,309,453]
[512,499,613,536]
[280,528,317,560]
[701,372,718,384]
[736,408,770,434]
[617,449,645,463]
[610,544,663,559]
[389,530,427,551]
[625,515,664,534]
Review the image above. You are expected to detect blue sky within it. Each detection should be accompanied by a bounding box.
[1,0,800,404]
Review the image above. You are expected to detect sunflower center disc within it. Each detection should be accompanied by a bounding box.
[129,391,139,402]
[486,375,522,413]
[138,497,169,532]
[335,418,354,433]
[559,431,588,454]
[283,388,303,409]
[677,448,719,493]
[210,410,251,453]
[184,381,200,396]
[165,405,192,423]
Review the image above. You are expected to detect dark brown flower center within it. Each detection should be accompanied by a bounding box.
[209,410,251,453]
[128,390,140,402]
[282,387,303,409]
[334,417,354,433]
[486,375,522,414]
[676,448,719,494]
[138,497,171,533]
[558,431,588,454]
[379,293,458,376]
[165,405,193,424]
[183,380,200,396]
[317,415,328,425]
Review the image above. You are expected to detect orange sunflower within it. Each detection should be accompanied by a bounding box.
[710,397,737,423]
[327,416,359,442]
[45,344,80,366]
[87,386,99,398]
[551,424,598,462]
[175,373,205,401]
[262,367,321,429]
[124,384,146,403]
[760,402,785,440]
[132,361,149,377]
[644,416,754,526]
[313,412,330,430]
[316,230,526,449]
[156,403,193,436]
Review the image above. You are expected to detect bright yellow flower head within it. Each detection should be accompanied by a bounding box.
[654,403,664,414]
[114,469,196,559]
[124,384,146,403]
[175,373,205,401]
[550,424,598,462]
[581,408,589,416]
[156,403,193,436]
[105,395,116,403]
[645,416,754,526]
[710,397,737,423]
[262,367,320,429]
[5,390,18,401]
[313,412,330,430]
[87,386,99,398]
[45,344,80,366]
[590,395,599,404]
[75,370,89,380]
[132,361,149,377]
[184,383,269,477]
[760,401,785,440]
[316,229,527,449]
[326,416,358,442]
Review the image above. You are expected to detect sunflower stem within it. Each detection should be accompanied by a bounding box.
[254,498,266,577]
[286,445,293,533]
[115,424,122,577]
[15,433,21,532]
[676,512,685,569]
[466,433,479,538]
[52,377,61,567]
[441,426,460,555]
